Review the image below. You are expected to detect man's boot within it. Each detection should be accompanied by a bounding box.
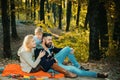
[97,73,108,78]
[51,63,77,78]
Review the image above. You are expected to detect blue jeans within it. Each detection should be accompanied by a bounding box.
[54,46,97,77]
[55,46,80,68]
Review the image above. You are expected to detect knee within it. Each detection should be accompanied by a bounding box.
[63,46,71,53]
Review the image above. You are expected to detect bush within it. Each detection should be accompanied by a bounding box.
[53,30,89,62]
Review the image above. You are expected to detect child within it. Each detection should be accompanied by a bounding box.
[33,27,43,48]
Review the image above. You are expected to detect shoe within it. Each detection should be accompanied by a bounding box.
[97,73,108,78]
[80,66,89,71]
[65,71,78,78]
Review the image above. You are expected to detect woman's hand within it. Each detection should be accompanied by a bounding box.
[38,50,45,58]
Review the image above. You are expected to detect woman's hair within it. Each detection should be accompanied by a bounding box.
[34,27,43,34]
[23,34,34,49]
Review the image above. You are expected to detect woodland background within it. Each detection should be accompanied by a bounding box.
[0,0,120,79]
[0,0,120,68]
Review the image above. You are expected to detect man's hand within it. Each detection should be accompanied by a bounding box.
[70,48,74,54]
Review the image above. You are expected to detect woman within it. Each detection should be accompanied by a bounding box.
[17,34,77,78]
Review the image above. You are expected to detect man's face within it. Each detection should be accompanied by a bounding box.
[44,36,52,48]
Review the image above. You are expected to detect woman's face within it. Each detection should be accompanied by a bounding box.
[28,38,36,48]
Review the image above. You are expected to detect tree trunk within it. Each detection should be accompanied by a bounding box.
[98,2,108,53]
[31,0,33,20]
[52,3,57,25]
[33,0,36,20]
[84,0,91,30]
[1,0,12,58]
[58,1,62,29]
[46,0,51,20]
[113,0,120,49]
[89,0,100,60]
[17,0,20,20]
[40,0,45,23]
[25,0,29,20]
[10,0,18,39]
[76,0,81,27]
[66,0,72,32]
[63,0,65,8]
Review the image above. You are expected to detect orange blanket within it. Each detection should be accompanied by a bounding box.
[2,64,64,78]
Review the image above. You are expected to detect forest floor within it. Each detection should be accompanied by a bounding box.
[0,22,120,80]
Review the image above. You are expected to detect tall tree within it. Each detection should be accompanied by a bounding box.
[63,0,66,8]
[84,0,91,30]
[98,2,108,52]
[31,0,33,20]
[66,0,72,31]
[33,0,36,20]
[46,0,51,20]
[88,0,100,60]
[25,0,28,20]
[58,1,62,29]
[25,0,30,20]
[10,0,18,39]
[16,0,20,19]
[52,2,57,25]
[1,0,12,58]
[76,0,81,27]
[113,0,120,49]
[40,0,45,23]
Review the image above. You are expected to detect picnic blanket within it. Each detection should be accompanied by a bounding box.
[2,64,64,78]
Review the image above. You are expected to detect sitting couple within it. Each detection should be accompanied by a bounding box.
[17,27,108,78]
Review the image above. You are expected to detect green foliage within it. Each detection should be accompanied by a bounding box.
[34,18,55,33]
[45,11,56,28]
[72,3,77,16]
[53,30,89,62]
[106,40,119,56]
[34,20,50,32]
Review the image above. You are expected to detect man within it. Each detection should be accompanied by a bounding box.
[34,33,108,78]
[34,33,89,71]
